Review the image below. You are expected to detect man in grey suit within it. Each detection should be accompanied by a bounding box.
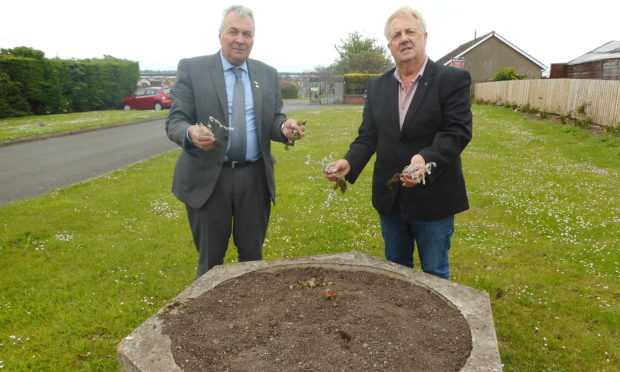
[166,5,305,278]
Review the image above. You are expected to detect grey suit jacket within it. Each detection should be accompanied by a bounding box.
[166,52,288,209]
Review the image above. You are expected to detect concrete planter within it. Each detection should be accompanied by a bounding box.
[117,251,502,371]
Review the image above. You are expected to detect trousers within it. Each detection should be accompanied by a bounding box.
[186,160,270,278]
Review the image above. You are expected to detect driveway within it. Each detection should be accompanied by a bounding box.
[0,100,352,206]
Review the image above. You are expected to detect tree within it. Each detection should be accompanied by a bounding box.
[331,32,393,74]
[491,67,527,81]
[311,65,337,82]
[0,46,45,59]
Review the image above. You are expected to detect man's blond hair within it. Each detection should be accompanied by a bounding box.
[384,6,427,40]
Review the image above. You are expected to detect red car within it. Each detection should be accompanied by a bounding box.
[120,87,172,110]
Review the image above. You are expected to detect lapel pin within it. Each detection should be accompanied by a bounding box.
[254,81,260,89]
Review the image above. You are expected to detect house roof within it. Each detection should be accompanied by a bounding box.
[567,41,620,65]
[436,31,547,70]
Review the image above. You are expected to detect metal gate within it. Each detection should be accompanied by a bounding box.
[320,80,336,104]
[309,76,344,105]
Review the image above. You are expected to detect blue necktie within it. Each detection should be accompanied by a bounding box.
[228,68,246,161]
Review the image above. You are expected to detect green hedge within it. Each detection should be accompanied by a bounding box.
[280,82,299,99]
[344,73,380,95]
[0,48,139,118]
[57,57,139,112]
[0,56,66,117]
[0,70,31,117]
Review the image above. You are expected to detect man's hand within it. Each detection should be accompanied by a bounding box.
[400,154,426,188]
[188,125,216,151]
[281,119,306,139]
[323,159,351,181]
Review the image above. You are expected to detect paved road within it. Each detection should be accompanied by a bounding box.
[0,118,175,206]
[0,100,349,206]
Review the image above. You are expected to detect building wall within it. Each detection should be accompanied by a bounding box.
[550,63,567,78]
[462,37,543,82]
[602,59,620,80]
[566,59,620,80]
[567,61,603,79]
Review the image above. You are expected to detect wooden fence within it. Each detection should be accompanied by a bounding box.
[474,79,620,127]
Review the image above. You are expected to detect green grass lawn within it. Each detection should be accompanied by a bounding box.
[0,105,618,371]
[0,110,169,143]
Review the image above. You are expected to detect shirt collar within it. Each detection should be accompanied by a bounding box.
[220,51,248,74]
[394,56,428,86]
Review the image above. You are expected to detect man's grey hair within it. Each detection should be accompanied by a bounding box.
[384,6,427,40]
[220,5,255,33]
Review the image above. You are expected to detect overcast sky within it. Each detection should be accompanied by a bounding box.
[2,0,618,73]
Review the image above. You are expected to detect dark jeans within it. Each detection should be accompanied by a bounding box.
[379,199,454,279]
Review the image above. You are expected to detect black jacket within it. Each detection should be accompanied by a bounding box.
[344,59,473,220]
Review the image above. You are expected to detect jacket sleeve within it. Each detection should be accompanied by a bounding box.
[270,73,288,143]
[165,58,196,150]
[344,79,378,184]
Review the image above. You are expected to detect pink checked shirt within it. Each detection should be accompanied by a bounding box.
[394,57,428,129]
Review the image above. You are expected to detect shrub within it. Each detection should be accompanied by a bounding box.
[575,117,594,128]
[473,98,495,106]
[605,124,620,136]
[280,82,299,99]
[575,102,589,116]
[491,67,527,81]
[344,73,380,95]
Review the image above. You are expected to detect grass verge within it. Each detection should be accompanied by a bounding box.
[0,105,618,370]
[0,110,169,143]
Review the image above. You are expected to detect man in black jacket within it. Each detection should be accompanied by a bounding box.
[325,6,472,279]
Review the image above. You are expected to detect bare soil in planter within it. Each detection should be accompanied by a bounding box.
[160,267,472,371]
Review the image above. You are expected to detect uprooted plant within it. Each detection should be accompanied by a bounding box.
[285,120,307,150]
[193,116,233,148]
[387,162,437,188]
[305,153,347,206]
